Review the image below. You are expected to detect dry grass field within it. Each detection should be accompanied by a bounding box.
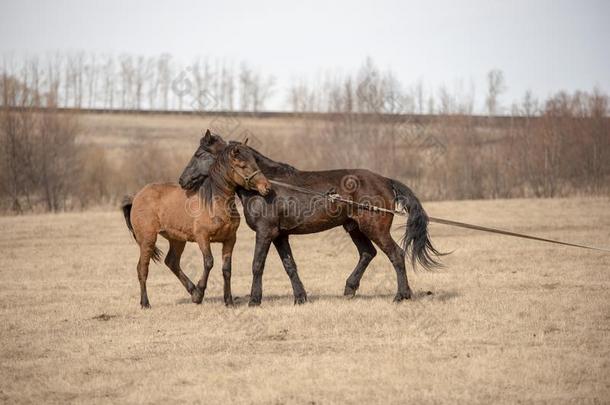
[1,197,609,404]
[78,112,321,157]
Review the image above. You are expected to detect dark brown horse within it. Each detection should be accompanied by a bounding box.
[122,142,271,308]
[180,135,444,306]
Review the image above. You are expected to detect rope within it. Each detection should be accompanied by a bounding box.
[267,179,610,253]
[427,217,610,253]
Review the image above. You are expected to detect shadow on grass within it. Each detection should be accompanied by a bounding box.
[174,289,460,306]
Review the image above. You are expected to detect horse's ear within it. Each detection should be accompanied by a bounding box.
[201,129,212,145]
[243,137,249,145]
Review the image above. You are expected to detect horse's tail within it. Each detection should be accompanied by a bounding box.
[391,180,446,270]
[121,196,136,237]
[121,196,162,263]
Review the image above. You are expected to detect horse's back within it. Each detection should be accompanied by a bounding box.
[131,183,195,239]
[296,168,393,198]
[132,182,185,206]
[298,168,382,183]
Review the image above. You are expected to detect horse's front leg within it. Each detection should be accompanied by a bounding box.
[248,232,272,306]
[192,237,213,304]
[273,235,307,304]
[221,235,236,307]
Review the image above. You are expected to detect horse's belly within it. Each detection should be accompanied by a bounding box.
[289,222,341,234]
[161,228,195,242]
[281,213,346,234]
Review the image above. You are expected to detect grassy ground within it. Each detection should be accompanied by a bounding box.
[1,197,609,404]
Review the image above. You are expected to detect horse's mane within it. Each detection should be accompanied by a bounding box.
[196,142,297,205]
[244,144,298,177]
[199,144,239,206]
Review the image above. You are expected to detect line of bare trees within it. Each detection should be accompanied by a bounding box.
[1,56,608,213]
[0,72,189,212]
[285,60,609,200]
[0,53,511,115]
[288,57,483,115]
[0,74,81,212]
[0,53,276,112]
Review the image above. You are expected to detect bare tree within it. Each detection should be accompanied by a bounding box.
[437,85,454,114]
[84,53,98,108]
[119,54,134,109]
[62,54,72,107]
[237,62,275,112]
[27,56,42,106]
[65,52,85,108]
[414,80,425,114]
[485,69,506,116]
[289,80,312,113]
[157,54,172,110]
[146,56,158,110]
[191,57,213,110]
[37,109,80,210]
[133,56,153,110]
[252,72,275,112]
[0,74,81,212]
[238,62,252,111]
[101,55,115,109]
[221,63,235,110]
[0,74,29,211]
[46,54,62,107]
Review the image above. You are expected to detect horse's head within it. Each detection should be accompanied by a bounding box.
[179,129,227,190]
[223,142,271,196]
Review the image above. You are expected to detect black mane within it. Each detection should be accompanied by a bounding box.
[245,145,298,177]
[194,143,296,204]
[198,144,239,206]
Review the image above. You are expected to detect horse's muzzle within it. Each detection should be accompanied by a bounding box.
[257,182,271,196]
[179,174,202,190]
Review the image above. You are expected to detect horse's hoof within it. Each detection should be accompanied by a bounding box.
[248,299,261,307]
[393,291,412,303]
[224,297,234,307]
[140,303,151,309]
[191,288,204,304]
[343,285,357,298]
[294,295,307,305]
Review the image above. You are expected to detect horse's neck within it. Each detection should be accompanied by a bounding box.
[253,150,299,177]
[211,193,237,219]
[199,175,238,219]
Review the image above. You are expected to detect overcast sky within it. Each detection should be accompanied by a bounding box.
[1,0,608,111]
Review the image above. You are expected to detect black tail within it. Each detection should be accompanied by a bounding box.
[121,196,162,263]
[391,180,446,270]
[121,196,136,236]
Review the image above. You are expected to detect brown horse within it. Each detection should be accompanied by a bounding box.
[121,142,271,308]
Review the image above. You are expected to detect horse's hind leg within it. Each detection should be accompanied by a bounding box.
[136,239,156,308]
[164,239,196,295]
[343,224,377,298]
[273,235,307,304]
[361,221,412,302]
